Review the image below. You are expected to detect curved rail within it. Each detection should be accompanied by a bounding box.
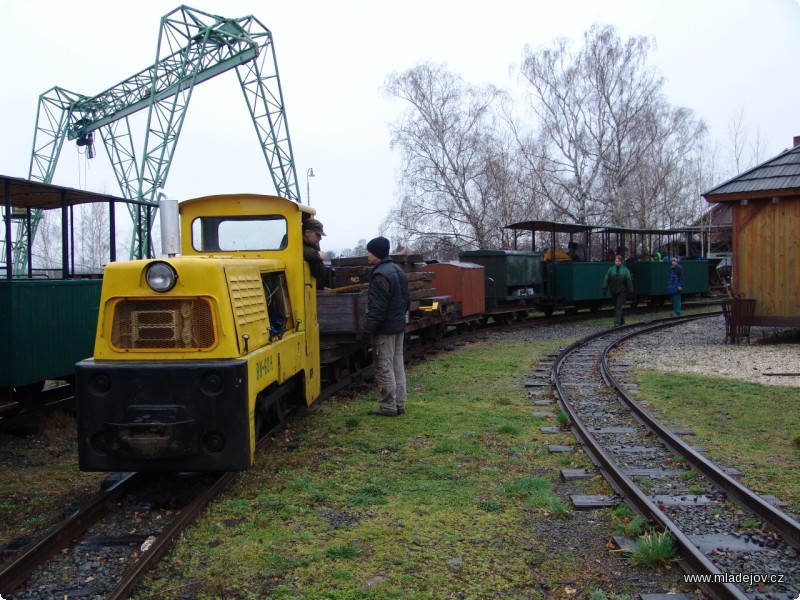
[600,326,800,550]
[551,313,798,600]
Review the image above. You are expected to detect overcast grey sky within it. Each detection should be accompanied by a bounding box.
[1,0,798,253]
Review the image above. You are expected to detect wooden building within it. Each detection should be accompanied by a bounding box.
[703,137,800,327]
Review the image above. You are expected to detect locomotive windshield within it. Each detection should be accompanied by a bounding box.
[191,215,288,252]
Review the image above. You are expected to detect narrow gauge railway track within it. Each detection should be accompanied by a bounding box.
[551,315,800,600]
[0,301,726,598]
[0,319,503,599]
[0,388,75,434]
[0,470,221,599]
[0,421,290,599]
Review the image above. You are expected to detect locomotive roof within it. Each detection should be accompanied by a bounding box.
[0,174,149,210]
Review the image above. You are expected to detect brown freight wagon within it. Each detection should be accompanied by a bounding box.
[424,261,485,317]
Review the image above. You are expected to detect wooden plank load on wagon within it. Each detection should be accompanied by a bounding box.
[317,253,443,339]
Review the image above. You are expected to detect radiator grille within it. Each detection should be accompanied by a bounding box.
[111,298,216,351]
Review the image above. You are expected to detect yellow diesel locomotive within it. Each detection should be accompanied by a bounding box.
[76,194,321,471]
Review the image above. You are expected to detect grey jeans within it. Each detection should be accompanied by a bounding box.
[372,332,407,411]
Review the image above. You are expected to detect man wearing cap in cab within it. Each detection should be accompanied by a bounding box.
[302,218,332,288]
[362,236,410,417]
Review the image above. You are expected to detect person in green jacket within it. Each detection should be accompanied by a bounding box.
[602,255,634,327]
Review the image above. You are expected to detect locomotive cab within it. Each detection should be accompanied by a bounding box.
[77,194,321,472]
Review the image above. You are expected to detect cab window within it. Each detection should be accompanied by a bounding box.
[192,216,288,251]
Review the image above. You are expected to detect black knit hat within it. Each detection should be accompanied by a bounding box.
[366,236,390,259]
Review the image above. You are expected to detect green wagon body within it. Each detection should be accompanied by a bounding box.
[459,250,543,307]
[0,279,102,388]
[547,261,612,302]
[633,260,709,296]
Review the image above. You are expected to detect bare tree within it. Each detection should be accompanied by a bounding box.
[517,24,708,228]
[30,202,113,276]
[77,201,110,274]
[381,25,748,255]
[721,107,769,180]
[338,239,368,258]
[384,63,535,257]
[31,210,62,275]
[619,104,709,228]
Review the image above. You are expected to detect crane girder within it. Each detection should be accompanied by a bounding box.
[16,5,300,271]
[66,15,259,143]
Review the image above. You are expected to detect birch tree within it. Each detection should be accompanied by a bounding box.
[384,63,537,257]
[517,24,708,228]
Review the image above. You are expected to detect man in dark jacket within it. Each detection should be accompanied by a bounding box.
[362,236,410,416]
[602,255,634,327]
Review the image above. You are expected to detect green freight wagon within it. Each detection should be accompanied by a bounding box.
[0,279,102,391]
[503,220,606,315]
[634,259,710,300]
[458,250,543,307]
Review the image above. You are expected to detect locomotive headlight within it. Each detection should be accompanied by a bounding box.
[145,261,178,292]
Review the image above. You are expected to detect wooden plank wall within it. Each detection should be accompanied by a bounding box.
[734,196,800,320]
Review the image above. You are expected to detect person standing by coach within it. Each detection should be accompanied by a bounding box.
[361,236,410,417]
[667,256,685,316]
[602,254,633,327]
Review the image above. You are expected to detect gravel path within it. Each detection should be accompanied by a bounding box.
[622,315,800,388]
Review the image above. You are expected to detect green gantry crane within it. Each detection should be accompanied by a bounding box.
[10,5,300,273]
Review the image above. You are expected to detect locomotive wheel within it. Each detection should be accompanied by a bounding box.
[322,364,337,385]
[15,381,46,403]
[332,360,350,382]
[425,324,445,342]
